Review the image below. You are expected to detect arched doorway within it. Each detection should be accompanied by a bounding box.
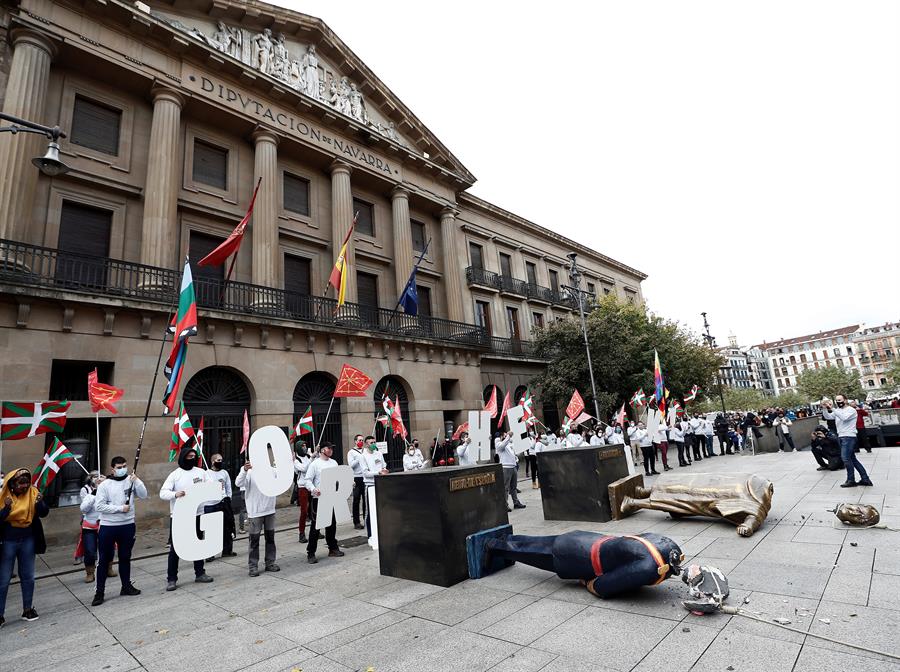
[542,400,561,432]
[293,372,343,463]
[513,385,528,406]
[183,366,251,480]
[373,376,410,471]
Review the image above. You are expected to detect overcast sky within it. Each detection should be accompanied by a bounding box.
[283,1,899,346]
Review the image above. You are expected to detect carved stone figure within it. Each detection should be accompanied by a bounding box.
[349,83,366,122]
[271,33,290,79]
[254,28,274,74]
[302,45,320,99]
[619,473,774,537]
[212,21,241,59]
[288,59,305,91]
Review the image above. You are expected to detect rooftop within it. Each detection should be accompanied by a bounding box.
[755,324,859,350]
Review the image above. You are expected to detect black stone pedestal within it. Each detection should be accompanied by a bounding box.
[375,463,508,587]
[536,445,630,522]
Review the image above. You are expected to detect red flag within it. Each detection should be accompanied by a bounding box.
[88,368,124,414]
[452,422,470,440]
[197,416,205,467]
[498,390,511,426]
[615,404,627,427]
[240,409,249,454]
[573,411,593,426]
[566,389,585,420]
[198,177,262,267]
[334,364,374,398]
[483,386,498,419]
[390,396,408,439]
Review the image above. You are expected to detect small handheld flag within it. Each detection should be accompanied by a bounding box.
[630,388,646,407]
[566,390,585,420]
[290,405,314,442]
[168,402,195,462]
[498,390,512,426]
[483,386,498,419]
[1,401,70,440]
[88,369,124,414]
[241,409,250,454]
[334,364,374,398]
[32,437,76,492]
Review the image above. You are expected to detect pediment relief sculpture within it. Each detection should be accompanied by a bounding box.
[154,13,405,146]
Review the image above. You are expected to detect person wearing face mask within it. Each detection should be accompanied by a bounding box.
[347,435,367,531]
[361,435,388,537]
[293,444,311,543]
[588,428,604,447]
[455,432,475,467]
[0,468,49,626]
[404,443,426,470]
[821,396,874,488]
[628,422,642,466]
[496,431,526,511]
[304,442,345,563]
[633,422,657,476]
[235,458,279,577]
[78,472,104,583]
[411,438,424,463]
[159,447,215,591]
[669,420,686,467]
[92,456,147,606]
[204,454,236,560]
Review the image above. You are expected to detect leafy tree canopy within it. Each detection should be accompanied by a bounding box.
[531,296,721,419]
[796,366,863,402]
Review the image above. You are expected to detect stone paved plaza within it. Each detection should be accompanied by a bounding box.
[3,447,900,672]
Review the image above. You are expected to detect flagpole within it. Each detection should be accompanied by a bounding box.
[72,454,92,476]
[386,237,431,330]
[315,396,337,451]
[95,412,101,472]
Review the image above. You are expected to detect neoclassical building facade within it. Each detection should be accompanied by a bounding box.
[0,0,645,536]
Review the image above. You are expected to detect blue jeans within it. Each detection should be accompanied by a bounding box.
[97,523,135,593]
[82,528,98,567]
[840,436,870,483]
[0,534,36,617]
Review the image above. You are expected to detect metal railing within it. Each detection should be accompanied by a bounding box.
[487,336,536,358]
[465,265,575,308]
[0,238,492,350]
[525,282,553,303]
[465,265,501,289]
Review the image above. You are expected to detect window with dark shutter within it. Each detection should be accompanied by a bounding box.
[192,140,228,190]
[353,198,375,237]
[475,300,492,336]
[189,231,225,308]
[284,254,312,318]
[283,173,310,216]
[525,262,537,285]
[549,270,559,292]
[418,285,432,317]
[70,96,121,156]
[469,243,484,269]
[56,201,113,287]
[499,253,512,278]
[357,271,379,325]
[411,220,427,253]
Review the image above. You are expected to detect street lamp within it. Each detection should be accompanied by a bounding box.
[701,312,728,415]
[563,252,602,422]
[0,112,70,176]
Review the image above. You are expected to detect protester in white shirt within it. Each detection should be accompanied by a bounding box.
[566,431,584,448]
[404,445,427,471]
[773,414,795,452]
[159,447,214,592]
[235,459,279,577]
[361,436,388,538]
[203,454,236,560]
[78,472,103,584]
[496,432,525,511]
[293,446,311,543]
[632,423,657,476]
[347,435,366,531]
[303,442,344,563]
[456,433,477,467]
[669,423,688,466]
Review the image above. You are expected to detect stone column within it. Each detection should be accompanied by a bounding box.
[0,29,57,244]
[330,160,356,303]
[390,186,414,298]
[440,207,465,323]
[251,127,279,295]
[140,86,184,275]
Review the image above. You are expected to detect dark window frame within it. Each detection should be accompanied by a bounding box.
[70,95,122,156]
[192,139,229,191]
[353,198,375,237]
[283,172,311,216]
[411,220,427,253]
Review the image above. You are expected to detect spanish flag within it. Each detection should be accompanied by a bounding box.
[328,214,357,307]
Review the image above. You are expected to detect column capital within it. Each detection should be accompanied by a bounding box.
[439,205,460,221]
[250,125,280,147]
[329,159,353,177]
[9,27,58,61]
[390,185,410,201]
[150,84,185,109]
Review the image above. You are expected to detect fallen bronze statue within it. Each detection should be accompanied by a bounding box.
[833,503,880,526]
[466,526,683,598]
[618,473,774,537]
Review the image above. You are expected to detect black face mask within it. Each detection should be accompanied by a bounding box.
[212,461,223,470]
[836,402,845,407]
[184,458,198,469]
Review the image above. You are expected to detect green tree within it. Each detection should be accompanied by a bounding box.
[769,390,808,409]
[531,295,722,419]
[796,366,863,401]
[884,359,900,393]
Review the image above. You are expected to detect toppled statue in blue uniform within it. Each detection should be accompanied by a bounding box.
[467,526,683,598]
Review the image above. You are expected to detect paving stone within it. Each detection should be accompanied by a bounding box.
[266,595,388,645]
[237,647,319,672]
[355,577,445,609]
[399,580,514,625]
[547,575,689,621]
[632,621,720,672]
[689,628,801,672]
[530,605,673,670]
[725,590,819,644]
[388,628,521,672]
[481,596,586,645]
[323,616,447,669]
[792,644,900,672]
[487,646,558,672]
[130,616,295,672]
[874,546,900,576]
[456,594,540,633]
[810,600,900,663]
[304,610,411,654]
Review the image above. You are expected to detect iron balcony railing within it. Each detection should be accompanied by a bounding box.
[497,274,528,296]
[465,265,501,289]
[0,238,495,350]
[465,265,575,308]
[525,282,553,303]
[487,336,536,358]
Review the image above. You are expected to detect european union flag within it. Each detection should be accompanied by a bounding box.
[399,266,418,316]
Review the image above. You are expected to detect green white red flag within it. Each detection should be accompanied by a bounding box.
[684,385,700,402]
[32,437,76,492]
[168,402,195,461]
[390,396,407,439]
[630,388,646,407]
[1,401,70,440]
[290,406,313,442]
[162,258,198,415]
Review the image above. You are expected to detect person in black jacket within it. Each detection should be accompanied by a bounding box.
[0,468,50,627]
[810,427,843,471]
